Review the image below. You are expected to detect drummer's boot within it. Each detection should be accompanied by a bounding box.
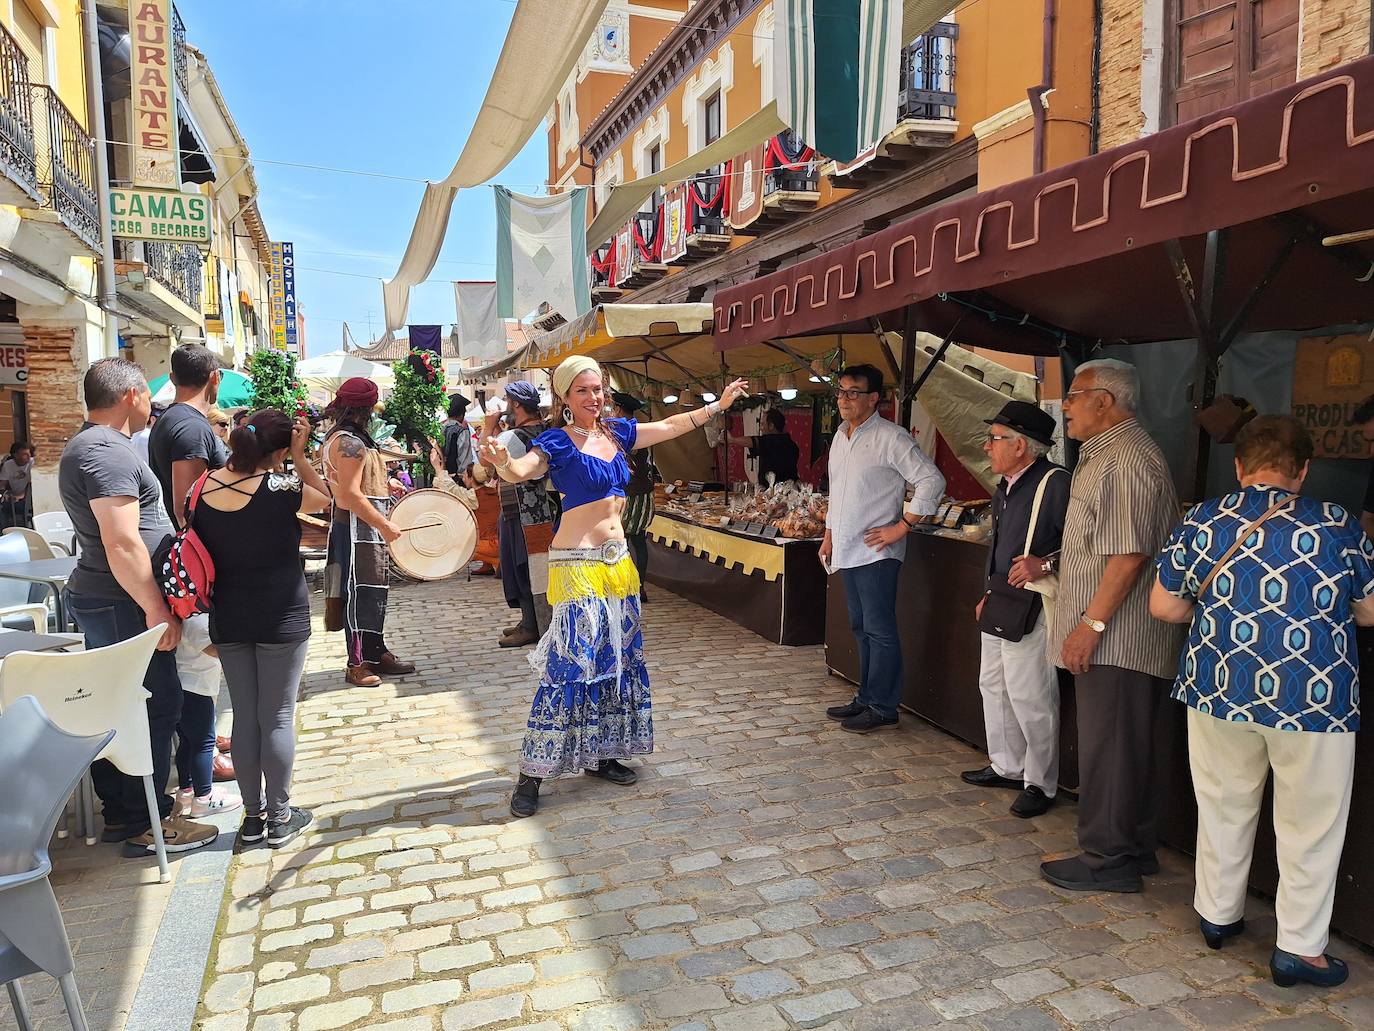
[373,652,417,676]
[346,664,381,688]
[510,775,541,818]
[499,627,539,648]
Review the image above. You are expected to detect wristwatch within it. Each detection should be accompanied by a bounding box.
[1081,614,1107,633]
[1040,559,1053,575]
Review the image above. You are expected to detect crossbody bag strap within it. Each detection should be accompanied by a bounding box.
[182,470,212,526]
[1196,493,1298,598]
[1023,467,1064,555]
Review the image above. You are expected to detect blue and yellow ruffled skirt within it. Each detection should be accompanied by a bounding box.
[520,554,653,778]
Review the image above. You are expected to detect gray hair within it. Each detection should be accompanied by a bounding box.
[1073,357,1139,413]
[83,357,147,411]
[1009,431,1051,459]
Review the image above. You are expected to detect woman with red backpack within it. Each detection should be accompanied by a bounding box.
[190,409,331,848]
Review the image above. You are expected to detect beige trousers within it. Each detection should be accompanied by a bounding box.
[978,622,1060,795]
[1187,707,1356,955]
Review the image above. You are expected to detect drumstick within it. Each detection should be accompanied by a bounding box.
[400,522,445,532]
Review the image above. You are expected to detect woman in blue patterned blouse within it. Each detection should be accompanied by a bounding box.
[1152,415,1374,988]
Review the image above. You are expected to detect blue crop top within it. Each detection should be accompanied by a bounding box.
[532,418,637,512]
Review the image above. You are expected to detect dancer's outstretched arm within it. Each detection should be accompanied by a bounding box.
[633,379,749,449]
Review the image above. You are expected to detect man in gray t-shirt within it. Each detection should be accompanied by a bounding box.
[58,358,216,855]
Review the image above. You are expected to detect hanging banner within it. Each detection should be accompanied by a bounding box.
[1292,335,1374,458]
[281,242,298,353]
[729,143,767,230]
[454,281,507,362]
[129,0,177,188]
[661,185,688,264]
[614,223,634,286]
[268,243,287,350]
[493,187,591,321]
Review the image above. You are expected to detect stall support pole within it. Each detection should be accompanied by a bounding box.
[898,306,920,427]
[1166,232,1227,502]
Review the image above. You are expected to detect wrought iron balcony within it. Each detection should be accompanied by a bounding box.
[764,131,818,196]
[144,241,204,312]
[0,23,40,204]
[32,86,100,251]
[899,22,957,122]
[173,4,189,96]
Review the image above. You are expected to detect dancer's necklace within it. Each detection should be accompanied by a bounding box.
[570,423,602,439]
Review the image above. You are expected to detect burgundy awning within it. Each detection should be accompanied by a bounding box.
[714,55,1374,356]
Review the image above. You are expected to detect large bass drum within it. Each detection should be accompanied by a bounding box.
[387,488,477,581]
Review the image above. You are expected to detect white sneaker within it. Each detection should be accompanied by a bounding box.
[191,789,243,818]
[174,788,194,818]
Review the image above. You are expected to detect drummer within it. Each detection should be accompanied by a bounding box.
[478,381,558,648]
[321,377,417,688]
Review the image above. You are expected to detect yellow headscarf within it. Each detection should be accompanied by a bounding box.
[552,355,601,400]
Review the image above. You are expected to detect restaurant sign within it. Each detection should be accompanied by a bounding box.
[1292,334,1374,458]
[109,188,210,245]
[129,0,177,188]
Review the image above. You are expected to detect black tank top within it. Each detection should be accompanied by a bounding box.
[191,472,310,644]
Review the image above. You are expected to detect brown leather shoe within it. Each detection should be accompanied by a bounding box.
[373,652,416,676]
[212,751,236,782]
[216,734,233,753]
[501,624,522,638]
[346,664,382,687]
[499,627,539,648]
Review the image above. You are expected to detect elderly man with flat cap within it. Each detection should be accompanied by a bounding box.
[963,401,1069,819]
[477,380,557,647]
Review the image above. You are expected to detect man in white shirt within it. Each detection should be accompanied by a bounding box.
[821,365,945,733]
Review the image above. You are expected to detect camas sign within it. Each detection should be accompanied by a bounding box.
[109,188,211,245]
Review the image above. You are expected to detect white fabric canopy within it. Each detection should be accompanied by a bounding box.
[296,351,396,393]
[382,0,612,332]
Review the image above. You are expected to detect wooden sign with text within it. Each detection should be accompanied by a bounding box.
[1292,334,1374,458]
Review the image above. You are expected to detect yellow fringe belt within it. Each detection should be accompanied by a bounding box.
[547,555,641,606]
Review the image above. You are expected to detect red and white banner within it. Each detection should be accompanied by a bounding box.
[614,224,635,285]
[661,184,688,263]
[729,143,767,230]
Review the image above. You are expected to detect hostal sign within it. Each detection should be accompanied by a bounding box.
[109,188,211,246]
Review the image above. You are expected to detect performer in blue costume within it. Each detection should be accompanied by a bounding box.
[481,356,748,817]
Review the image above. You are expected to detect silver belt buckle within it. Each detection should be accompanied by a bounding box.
[600,540,626,564]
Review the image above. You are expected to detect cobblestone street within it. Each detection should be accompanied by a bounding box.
[177,575,1374,1031]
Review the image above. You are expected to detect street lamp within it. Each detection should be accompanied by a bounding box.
[776,372,799,401]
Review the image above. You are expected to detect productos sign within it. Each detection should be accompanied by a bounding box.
[109,188,210,244]
[129,0,177,188]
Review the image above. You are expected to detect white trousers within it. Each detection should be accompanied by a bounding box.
[978,621,1060,796]
[1187,707,1356,956]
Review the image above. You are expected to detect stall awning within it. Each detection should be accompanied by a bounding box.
[714,55,1374,355]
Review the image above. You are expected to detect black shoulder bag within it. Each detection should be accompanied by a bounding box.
[978,469,1059,642]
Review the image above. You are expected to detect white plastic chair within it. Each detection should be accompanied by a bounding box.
[0,534,49,633]
[32,512,77,559]
[3,527,67,560]
[0,626,172,882]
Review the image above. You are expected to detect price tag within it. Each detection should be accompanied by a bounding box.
[744,522,764,535]
[762,526,781,539]
[689,493,702,504]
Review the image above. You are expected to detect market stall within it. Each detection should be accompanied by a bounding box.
[713,55,1374,942]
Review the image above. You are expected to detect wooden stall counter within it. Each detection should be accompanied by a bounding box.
[645,512,827,645]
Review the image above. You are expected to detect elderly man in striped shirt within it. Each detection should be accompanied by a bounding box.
[1040,358,1184,894]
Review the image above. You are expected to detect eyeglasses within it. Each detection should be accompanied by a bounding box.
[1064,386,1115,402]
[985,434,1016,444]
[832,388,875,401]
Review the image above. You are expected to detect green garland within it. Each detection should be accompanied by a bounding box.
[385,349,447,467]
[246,349,308,414]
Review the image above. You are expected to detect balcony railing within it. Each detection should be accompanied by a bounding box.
[899,22,957,122]
[0,24,39,201]
[763,131,818,196]
[33,86,100,251]
[173,4,189,96]
[144,241,204,311]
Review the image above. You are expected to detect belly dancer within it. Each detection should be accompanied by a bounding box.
[481,357,747,816]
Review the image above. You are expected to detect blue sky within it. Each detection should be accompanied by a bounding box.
[182,0,549,355]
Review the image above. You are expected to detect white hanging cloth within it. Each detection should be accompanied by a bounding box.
[382,0,612,332]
